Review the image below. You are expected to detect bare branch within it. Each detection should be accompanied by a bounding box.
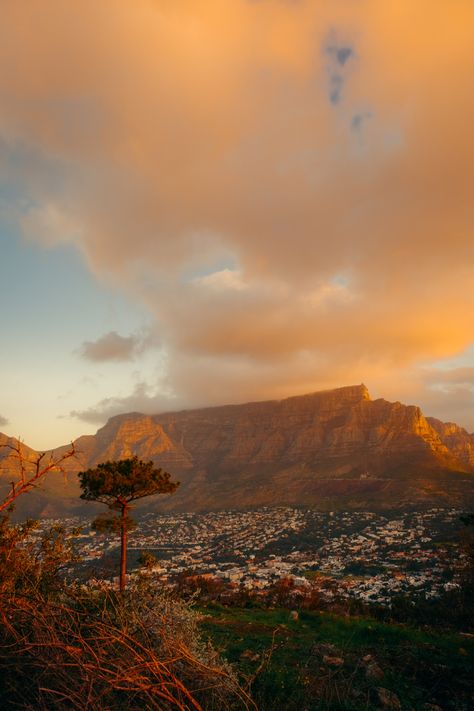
[0,439,77,513]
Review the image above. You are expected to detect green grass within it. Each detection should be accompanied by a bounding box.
[199,605,474,710]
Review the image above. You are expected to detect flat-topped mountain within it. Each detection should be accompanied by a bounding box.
[1,385,474,516]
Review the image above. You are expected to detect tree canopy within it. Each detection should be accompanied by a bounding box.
[79,456,179,592]
[79,456,179,506]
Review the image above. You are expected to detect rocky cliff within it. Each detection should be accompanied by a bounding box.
[1,385,473,516]
[426,417,474,469]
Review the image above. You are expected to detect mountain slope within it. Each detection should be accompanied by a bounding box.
[426,417,474,469]
[1,385,473,516]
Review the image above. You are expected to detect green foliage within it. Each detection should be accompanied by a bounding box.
[79,457,179,593]
[0,513,81,597]
[92,512,137,534]
[460,512,474,527]
[79,456,179,506]
[138,550,158,569]
[201,606,474,711]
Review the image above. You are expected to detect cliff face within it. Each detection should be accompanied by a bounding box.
[80,385,462,476]
[426,417,474,468]
[1,385,473,516]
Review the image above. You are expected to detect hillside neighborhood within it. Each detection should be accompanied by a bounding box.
[28,507,466,606]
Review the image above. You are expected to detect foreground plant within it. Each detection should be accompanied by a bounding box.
[0,515,253,710]
[0,437,76,514]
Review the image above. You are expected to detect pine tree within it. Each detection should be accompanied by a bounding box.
[79,456,179,592]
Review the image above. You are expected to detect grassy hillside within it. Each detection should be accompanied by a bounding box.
[200,606,474,710]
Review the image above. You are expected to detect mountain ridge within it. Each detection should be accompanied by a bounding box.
[1,384,473,516]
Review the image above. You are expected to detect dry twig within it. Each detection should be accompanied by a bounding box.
[0,439,76,513]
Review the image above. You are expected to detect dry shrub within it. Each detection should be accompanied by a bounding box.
[0,518,255,710]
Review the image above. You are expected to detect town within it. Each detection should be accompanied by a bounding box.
[27,507,467,607]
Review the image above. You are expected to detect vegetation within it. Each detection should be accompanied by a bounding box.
[0,437,76,513]
[200,605,474,710]
[0,511,251,709]
[375,511,474,632]
[0,454,252,709]
[1,450,473,709]
[138,549,159,569]
[79,456,179,592]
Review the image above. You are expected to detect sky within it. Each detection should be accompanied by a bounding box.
[1,0,473,449]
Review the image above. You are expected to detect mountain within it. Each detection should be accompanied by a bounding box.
[1,385,474,517]
[426,417,474,469]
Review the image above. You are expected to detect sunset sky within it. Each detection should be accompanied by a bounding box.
[1,0,473,449]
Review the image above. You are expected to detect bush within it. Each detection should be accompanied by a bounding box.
[0,516,253,710]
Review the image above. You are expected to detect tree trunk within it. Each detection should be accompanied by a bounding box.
[120,504,127,594]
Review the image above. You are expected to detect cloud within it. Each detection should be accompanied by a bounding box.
[335,47,354,66]
[362,359,474,432]
[323,33,356,105]
[424,366,474,389]
[193,268,248,292]
[70,382,181,425]
[79,331,149,362]
[0,415,9,428]
[1,1,474,429]
[426,383,474,423]
[69,351,372,428]
[351,110,373,132]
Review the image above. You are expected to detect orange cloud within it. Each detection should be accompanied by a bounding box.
[1,0,474,427]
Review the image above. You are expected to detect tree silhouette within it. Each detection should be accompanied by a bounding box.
[78,456,179,592]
